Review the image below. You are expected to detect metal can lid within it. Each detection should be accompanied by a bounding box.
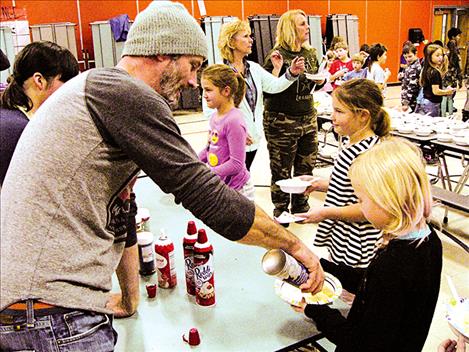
[137,231,154,245]
[261,249,286,276]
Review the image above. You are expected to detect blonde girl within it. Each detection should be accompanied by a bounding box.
[295,137,442,351]
[298,79,390,268]
[198,64,254,201]
[417,43,455,116]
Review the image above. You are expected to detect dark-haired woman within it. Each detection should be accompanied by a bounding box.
[0,41,79,185]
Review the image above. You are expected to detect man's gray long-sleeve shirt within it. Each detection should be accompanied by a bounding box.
[1,68,255,313]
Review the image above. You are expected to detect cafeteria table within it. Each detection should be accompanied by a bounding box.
[112,177,348,352]
[432,140,469,193]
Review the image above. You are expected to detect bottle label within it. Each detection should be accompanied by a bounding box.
[155,247,177,288]
[141,245,154,263]
[184,244,196,295]
[283,254,309,287]
[155,253,168,268]
[194,254,215,306]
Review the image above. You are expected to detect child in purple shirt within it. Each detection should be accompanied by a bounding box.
[199,64,254,200]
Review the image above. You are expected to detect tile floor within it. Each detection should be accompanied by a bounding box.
[160,85,468,351]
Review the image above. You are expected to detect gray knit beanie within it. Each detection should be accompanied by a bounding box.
[122,1,208,59]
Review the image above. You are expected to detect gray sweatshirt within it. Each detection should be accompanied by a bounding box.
[1,68,255,313]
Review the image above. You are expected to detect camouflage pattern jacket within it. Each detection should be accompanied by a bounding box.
[401,59,422,109]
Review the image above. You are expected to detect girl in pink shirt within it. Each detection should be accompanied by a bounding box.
[199,64,254,201]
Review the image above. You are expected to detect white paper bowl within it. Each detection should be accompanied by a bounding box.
[274,273,342,306]
[398,124,414,134]
[401,115,414,124]
[453,137,469,146]
[446,298,469,340]
[436,134,453,143]
[452,122,467,130]
[414,127,433,136]
[276,179,310,194]
[451,129,466,138]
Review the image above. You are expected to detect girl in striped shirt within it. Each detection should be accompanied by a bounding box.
[296,79,391,269]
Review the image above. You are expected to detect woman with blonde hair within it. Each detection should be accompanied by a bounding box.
[263,9,324,221]
[206,19,304,170]
[294,137,442,351]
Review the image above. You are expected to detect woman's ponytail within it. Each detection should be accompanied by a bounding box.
[1,75,32,111]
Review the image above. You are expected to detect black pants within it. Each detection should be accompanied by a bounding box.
[245,150,257,171]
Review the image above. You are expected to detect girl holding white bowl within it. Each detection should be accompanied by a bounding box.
[296,79,390,270]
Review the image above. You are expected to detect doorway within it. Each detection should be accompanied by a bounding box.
[433,6,469,77]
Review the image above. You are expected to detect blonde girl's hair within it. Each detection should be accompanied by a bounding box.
[202,64,246,107]
[349,137,432,245]
[332,78,391,137]
[275,9,311,52]
[218,19,250,64]
[420,44,446,86]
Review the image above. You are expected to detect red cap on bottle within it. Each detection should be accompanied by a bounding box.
[187,221,197,235]
[197,229,208,244]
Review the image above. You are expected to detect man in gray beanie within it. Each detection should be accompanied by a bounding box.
[0,1,323,350]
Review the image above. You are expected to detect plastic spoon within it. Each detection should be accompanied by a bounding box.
[446,275,461,304]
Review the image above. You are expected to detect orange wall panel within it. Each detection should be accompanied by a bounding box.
[366,1,401,81]
[14,0,78,24]
[400,1,432,60]
[329,0,366,49]
[244,0,288,18]
[433,0,464,5]
[201,1,242,18]
[291,0,328,32]
[79,0,137,60]
[5,0,465,82]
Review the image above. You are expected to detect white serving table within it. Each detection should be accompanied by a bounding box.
[112,177,347,352]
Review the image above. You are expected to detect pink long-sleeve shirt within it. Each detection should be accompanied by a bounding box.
[199,108,250,190]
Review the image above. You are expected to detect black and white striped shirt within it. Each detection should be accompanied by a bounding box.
[314,135,382,268]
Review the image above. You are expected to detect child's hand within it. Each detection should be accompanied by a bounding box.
[294,206,326,224]
[446,87,457,95]
[438,335,466,352]
[384,68,391,79]
[297,175,328,194]
[246,134,254,146]
[271,50,284,71]
[291,299,307,313]
[290,56,305,76]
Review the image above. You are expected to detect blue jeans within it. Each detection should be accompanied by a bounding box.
[0,303,117,351]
